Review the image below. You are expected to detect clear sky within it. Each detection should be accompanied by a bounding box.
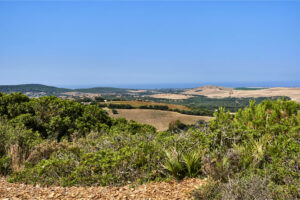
[0,1,299,88]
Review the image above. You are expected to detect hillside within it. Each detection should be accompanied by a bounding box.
[74,87,130,94]
[0,84,133,98]
[0,84,129,94]
[182,86,300,102]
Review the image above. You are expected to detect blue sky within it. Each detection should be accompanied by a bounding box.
[0,1,299,88]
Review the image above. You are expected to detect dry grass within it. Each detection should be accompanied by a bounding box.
[127,89,147,93]
[148,93,194,100]
[108,109,213,131]
[102,101,191,110]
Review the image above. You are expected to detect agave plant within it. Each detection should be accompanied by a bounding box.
[164,148,203,179]
[163,148,185,179]
[182,149,203,178]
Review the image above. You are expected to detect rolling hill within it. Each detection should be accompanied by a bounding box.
[0,84,71,95]
[1,84,299,103]
[0,84,130,96]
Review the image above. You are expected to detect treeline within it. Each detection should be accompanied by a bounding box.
[107,104,134,109]
[99,103,214,116]
[76,96,130,103]
[139,104,213,116]
[139,105,169,110]
[171,108,214,116]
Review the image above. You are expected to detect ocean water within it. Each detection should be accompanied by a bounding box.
[61,81,300,90]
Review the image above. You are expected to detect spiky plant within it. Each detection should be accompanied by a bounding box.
[182,149,203,178]
[163,148,184,179]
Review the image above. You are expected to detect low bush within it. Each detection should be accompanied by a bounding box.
[0,156,12,175]
[191,178,221,200]
[112,109,118,114]
[168,120,187,133]
[192,174,300,200]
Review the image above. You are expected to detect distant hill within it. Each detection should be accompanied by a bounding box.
[1,84,299,102]
[0,84,71,94]
[0,84,130,96]
[74,87,129,94]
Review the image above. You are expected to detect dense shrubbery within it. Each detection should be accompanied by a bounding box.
[146,95,288,112]
[108,104,134,109]
[191,98,300,199]
[139,104,214,116]
[0,92,112,141]
[0,92,299,199]
[171,108,214,116]
[100,102,214,116]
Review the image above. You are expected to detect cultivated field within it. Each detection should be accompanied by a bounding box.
[108,109,213,131]
[147,93,194,100]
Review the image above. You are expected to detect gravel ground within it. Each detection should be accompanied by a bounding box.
[0,177,205,200]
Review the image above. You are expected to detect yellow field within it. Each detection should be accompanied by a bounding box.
[101,101,191,110]
[107,109,213,131]
[148,94,193,100]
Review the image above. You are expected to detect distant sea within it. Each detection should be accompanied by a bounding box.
[60,81,300,90]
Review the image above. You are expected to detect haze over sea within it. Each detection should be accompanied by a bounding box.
[60,81,300,90]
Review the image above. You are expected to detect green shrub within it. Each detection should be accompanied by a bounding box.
[0,156,12,175]
[9,147,82,186]
[168,120,187,133]
[191,178,221,200]
[112,109,118,114]
[193,174,299,200]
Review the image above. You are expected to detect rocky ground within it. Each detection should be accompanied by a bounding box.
[0,177,205,199]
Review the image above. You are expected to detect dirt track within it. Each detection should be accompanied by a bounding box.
[0,177,205,200]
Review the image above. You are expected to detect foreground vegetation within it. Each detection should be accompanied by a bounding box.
[0,92,299,199]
